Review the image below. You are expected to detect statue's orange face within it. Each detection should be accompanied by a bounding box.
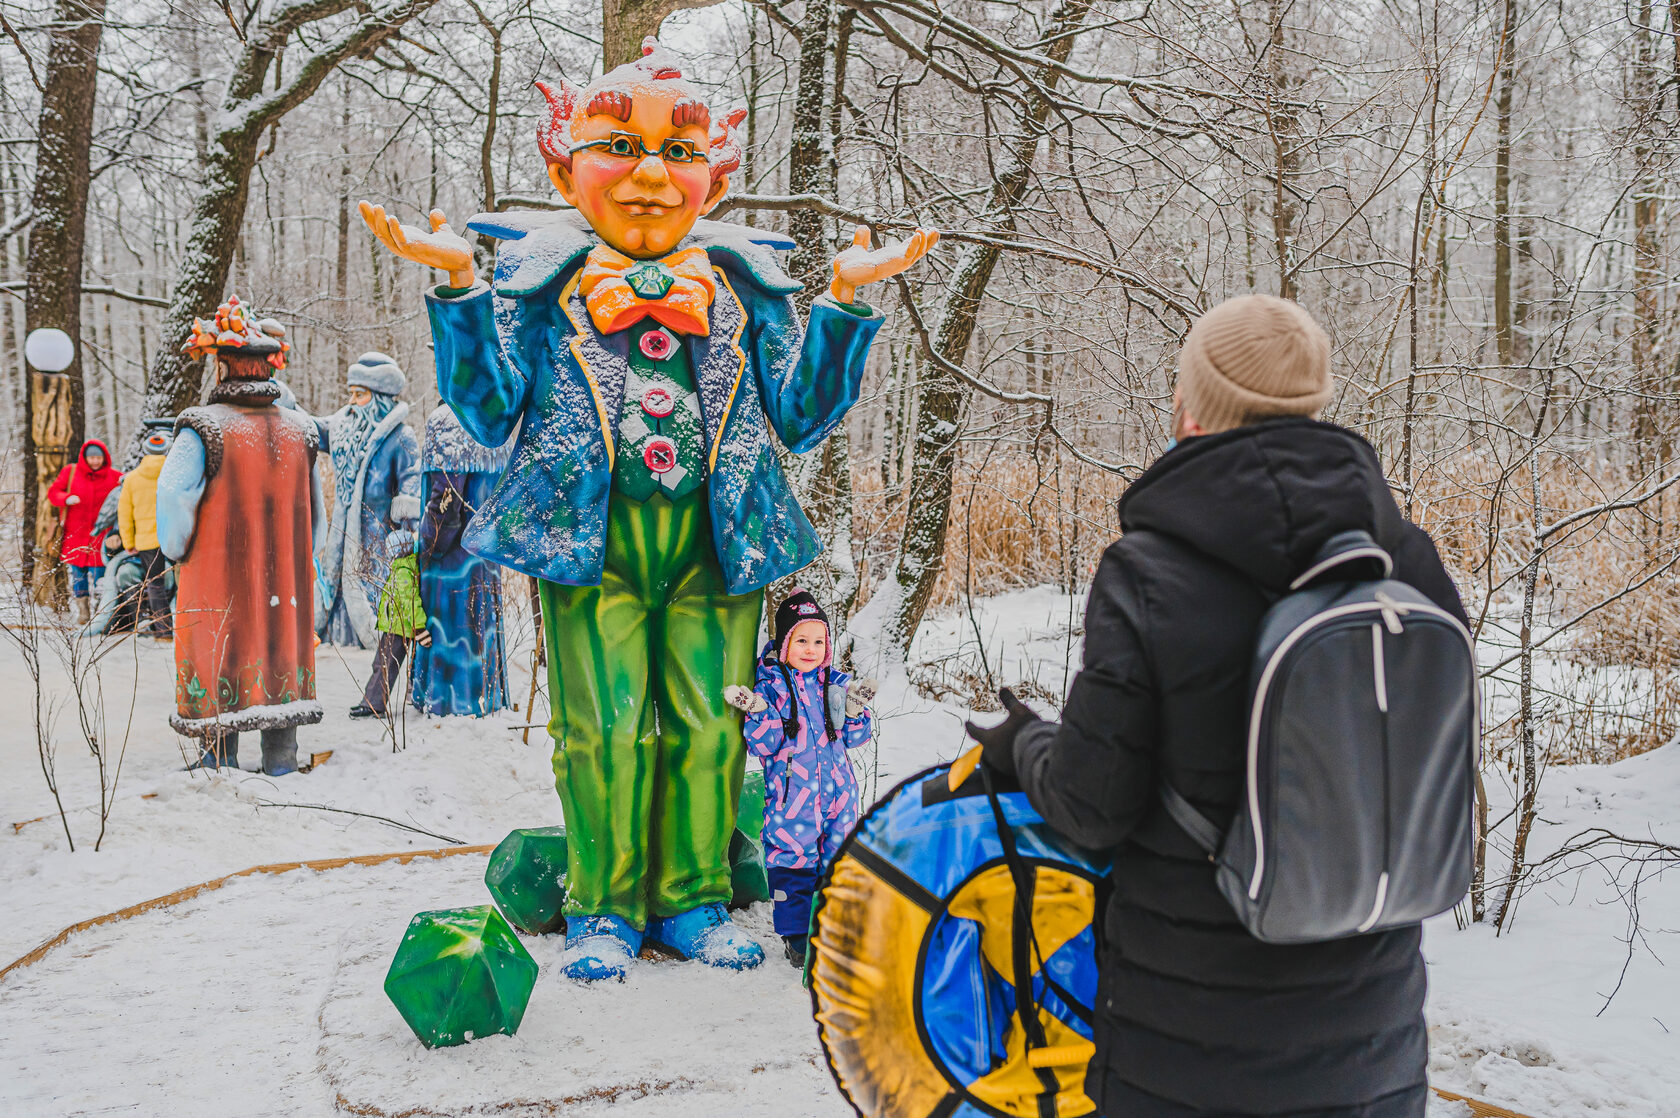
[549,83,728,259]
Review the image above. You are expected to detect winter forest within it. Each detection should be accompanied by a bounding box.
[3,0,1680,1114]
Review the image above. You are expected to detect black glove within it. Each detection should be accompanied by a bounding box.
[964,688,1041,782]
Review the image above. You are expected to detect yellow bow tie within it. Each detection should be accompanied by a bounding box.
[578,245,717,337]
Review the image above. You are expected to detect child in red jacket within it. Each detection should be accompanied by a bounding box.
[47,438,124,624]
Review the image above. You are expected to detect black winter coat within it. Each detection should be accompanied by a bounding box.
[1014,419,1468,1118]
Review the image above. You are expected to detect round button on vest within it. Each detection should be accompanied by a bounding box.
[639,327,676,361]
[641,385,675,418]
[643,436,678,474]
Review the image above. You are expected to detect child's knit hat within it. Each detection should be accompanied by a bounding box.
[773,588,831,667]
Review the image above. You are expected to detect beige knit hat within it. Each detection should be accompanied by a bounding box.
[1177,294,1332,434]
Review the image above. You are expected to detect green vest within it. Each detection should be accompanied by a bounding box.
[611,318,707,502]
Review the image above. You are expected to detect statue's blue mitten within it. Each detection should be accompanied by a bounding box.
[645,903,765,970]
[560,914,643,983]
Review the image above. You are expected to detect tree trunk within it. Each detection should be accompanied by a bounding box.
[600,0,726,69]
[141,122,270,419]
[470,0,502,269]
[1493,0,1517,370]
[1494,482,1542,931]
[828,9,855,194]
[874,0,1094,658]
[1632,0,1663,475]
[23,0,106,603]
[1265,0,1302,301]
[2,158,24,436]
[776,0,864,634]
[786,0,833,295]
[97,227,115,443]
[335,86,352,376]
[478,17,501,214]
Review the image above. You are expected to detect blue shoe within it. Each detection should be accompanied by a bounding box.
[645,904,765,970]
[560,914,643,982]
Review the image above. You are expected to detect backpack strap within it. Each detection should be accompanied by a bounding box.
[1159,783,1223,861]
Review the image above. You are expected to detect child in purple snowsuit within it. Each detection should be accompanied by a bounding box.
[725,589,874,967]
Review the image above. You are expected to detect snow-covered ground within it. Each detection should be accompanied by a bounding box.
[1,588,1674,1115]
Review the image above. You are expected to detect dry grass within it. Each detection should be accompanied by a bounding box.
[1411,451,1680,766]
[866,446,1680,764]
[852,451,1125,612]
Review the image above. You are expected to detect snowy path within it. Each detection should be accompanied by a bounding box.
[3,589,1678,1115]
[3,854,841,1117]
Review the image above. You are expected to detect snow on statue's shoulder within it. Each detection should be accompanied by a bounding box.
[468,209,596,299]
[685,218,802,297]
[465,208,585,243]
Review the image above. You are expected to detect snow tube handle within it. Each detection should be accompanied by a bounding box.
[949,744,983,791]
[1026,1045,1090,1071]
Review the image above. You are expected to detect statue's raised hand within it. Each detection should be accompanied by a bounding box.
[829,225,939,305]
[360,202,476,290]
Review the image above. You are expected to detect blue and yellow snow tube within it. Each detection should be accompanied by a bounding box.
[810,748,1110,1118]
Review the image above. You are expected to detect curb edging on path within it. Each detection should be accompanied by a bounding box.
[0,843,494,983]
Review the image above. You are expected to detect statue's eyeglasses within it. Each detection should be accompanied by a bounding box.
[570,131,708,164]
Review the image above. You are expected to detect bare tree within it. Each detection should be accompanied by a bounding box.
[138,0,445,424]
[871,0,1097,657]
[22,0,105,603]
[1492,0,1518,371]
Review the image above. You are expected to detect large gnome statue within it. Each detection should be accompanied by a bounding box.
[410,404,513,717]
[360,39,936,981]
[156,299,324,775]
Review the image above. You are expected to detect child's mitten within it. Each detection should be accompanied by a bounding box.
[723,684,767,714]
[828,676,877,726]
[846,676,877,719]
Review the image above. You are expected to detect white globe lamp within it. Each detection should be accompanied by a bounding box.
[25,328,76,373]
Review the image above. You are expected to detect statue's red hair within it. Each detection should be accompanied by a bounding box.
[535,41,746,187]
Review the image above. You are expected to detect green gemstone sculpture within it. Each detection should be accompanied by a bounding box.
[384,905,538,1048]
[730,768,770,907]
[484,825,570,934]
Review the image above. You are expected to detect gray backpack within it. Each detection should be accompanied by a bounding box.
[1162,529,1478,944]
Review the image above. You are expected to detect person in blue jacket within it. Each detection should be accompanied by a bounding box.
[359,40,934,982]
[726,589,874,967]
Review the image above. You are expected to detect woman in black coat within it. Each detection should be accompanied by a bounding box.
[972,298,1468,1118]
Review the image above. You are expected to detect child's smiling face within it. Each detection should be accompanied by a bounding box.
[786,619,827,672]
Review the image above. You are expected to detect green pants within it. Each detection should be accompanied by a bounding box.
[541,489,763,927]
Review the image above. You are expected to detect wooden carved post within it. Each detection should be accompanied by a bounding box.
[27,366,77,604]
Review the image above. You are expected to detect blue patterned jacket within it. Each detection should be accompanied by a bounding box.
[426,211,883,594]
